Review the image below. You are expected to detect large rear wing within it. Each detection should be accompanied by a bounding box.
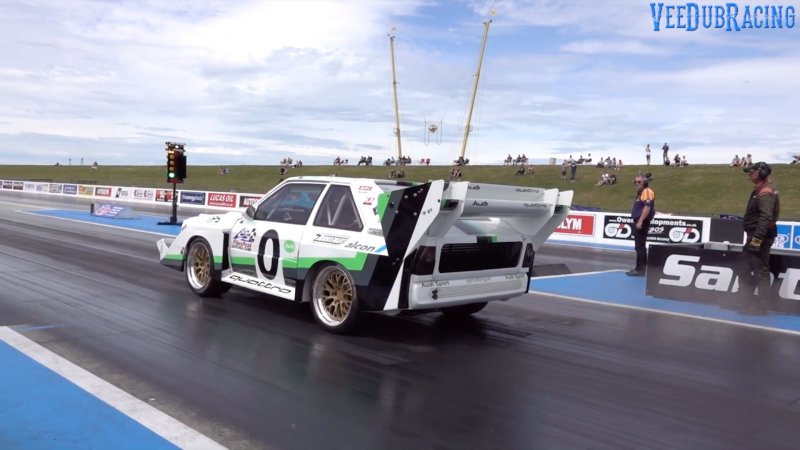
[422,181,573,251]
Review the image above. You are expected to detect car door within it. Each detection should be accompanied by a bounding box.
[226,182,325,300]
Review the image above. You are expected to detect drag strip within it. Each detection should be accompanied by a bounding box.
[2,193,800,450]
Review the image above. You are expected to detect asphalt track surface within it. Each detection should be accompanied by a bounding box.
[2,191,800,450]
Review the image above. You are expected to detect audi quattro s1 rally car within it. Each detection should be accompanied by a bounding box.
[157,176,573,333]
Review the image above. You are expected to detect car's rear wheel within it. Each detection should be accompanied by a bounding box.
[185,238,229,297]
[440,301,488,316]
[311,264,360,333]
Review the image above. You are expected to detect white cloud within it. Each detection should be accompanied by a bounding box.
[0,0,798,168]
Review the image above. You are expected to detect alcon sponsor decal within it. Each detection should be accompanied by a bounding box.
[659,254,800,301]
[229,274,292,294]
[523,202,547,208]
[358,185,373,192]
[345,241,376,252]
[515,187,540,193]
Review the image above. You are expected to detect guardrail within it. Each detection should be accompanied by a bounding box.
[2,178,799,251]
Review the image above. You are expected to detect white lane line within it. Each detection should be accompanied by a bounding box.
[18,210,176,237]
[528,291,800,337]
[532,269,625,280]
[0,326,226,450]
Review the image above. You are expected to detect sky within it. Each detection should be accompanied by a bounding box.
[1,0,799,167]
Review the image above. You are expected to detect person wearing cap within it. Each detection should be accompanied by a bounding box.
[740,161,780,315]
[626,173,655,276]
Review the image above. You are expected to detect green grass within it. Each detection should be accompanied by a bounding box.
[1,163,797,219]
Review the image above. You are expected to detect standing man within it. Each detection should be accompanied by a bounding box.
[662,142,669,165]
[740,162,780,315]
[645,144,651,165]
[627,174,655,276]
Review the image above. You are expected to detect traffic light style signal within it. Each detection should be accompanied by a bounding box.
[166,149,180,183]
[165,143,187,183]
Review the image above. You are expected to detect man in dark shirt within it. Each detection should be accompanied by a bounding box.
[627,174,655,276]
[739,162,780,315]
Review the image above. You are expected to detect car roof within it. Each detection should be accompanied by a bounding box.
[283,176,419,188]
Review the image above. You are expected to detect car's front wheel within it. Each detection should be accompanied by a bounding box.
[185,238,229,297]
[311,264,360,334]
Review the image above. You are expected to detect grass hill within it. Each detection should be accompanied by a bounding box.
[1,163,797,219]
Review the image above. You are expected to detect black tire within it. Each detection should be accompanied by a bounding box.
[440,302,488,316]
[310,264,360,334]
[185,238,228,297]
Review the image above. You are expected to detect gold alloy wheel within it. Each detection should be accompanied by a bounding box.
[312,266,354,327]
[187,241,212,290]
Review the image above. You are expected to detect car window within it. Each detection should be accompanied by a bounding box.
[255,183,324,225]
[313,184,363,232]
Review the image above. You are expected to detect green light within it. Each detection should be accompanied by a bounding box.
[168,172,175,178]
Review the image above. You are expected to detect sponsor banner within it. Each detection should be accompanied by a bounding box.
[794,225,800,250]
[155,189,174,202]
[133,188,154,201]
[239,195,260,208]
[2,181,11,190]
[94,186,112,197]
[603,214,704,244]
[23,182,36,191]
[63,184,78,195]
[647,244,800,314]
[12,181,23,191]
[180,191,206,205]
[115,187,131,199]
[207,192,236,208]
[775,224,792,249]
[49,184,63,194]
[77,185,93,196]
[555,214,595,236]
[36,184,48,192]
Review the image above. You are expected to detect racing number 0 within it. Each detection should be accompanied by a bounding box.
[257,229,280,280]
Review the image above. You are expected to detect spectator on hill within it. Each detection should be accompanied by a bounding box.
[645,144,651,165]
[731,155,741,167]
[662,142,669,164]
[561,160,568,181]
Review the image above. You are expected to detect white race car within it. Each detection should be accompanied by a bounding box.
[157,177,572,333]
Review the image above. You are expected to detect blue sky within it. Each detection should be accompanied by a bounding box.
[1,0,799,166]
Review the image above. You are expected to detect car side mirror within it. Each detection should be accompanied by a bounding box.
[245,206,256,220]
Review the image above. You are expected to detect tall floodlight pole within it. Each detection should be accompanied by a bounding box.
[389,29,403,162]
[458,17,493,160]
